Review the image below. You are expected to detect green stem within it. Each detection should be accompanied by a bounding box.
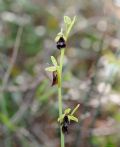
[58,87,64,147]
[58,48,65,147]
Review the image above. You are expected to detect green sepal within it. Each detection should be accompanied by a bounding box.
[45,66,56,72]
[64,108,71,115]
[51,56,58,67]
[64,16,72,25]
[68,115,78,122]
[58,114,65,123]
[66,16,76,39]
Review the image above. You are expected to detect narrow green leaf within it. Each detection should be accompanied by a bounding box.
[45,66,56,72]
[68,115,78,122]
[0,113,16,130]
[64,16,71,25]
[51,56,58,66]
[64,108,71,115]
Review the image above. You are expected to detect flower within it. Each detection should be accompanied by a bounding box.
[58,104,80,134]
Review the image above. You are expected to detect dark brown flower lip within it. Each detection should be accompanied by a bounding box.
[51,71,58,86]
[56,37,66,50]
[62,125,68,134]
[61,115,70,134]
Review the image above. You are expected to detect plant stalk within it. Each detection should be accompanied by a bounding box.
[58,49,65,147]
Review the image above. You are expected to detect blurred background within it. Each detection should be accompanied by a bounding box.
[1,0,120,147]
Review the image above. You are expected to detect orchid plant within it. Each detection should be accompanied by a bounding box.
[45,16,79,147]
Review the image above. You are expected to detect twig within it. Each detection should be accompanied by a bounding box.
[1,26,23,91]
